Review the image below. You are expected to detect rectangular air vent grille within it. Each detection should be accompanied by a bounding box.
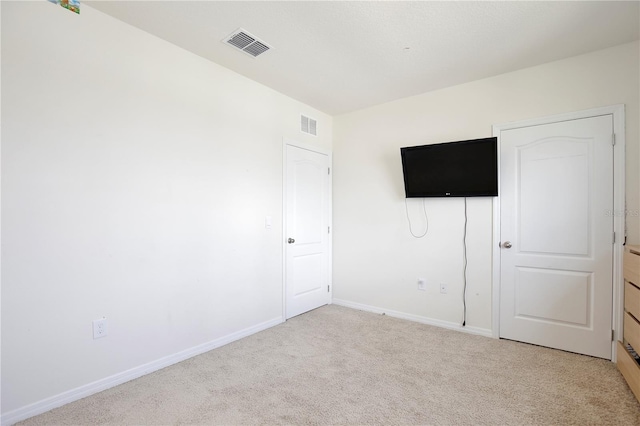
[301,115,318,136]
[223,28,272,58]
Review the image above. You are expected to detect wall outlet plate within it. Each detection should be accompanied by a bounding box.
[418,279,426,291]
[93,318,107,339]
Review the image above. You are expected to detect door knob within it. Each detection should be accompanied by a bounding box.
[502,241,512,249]
[288,238,295,244]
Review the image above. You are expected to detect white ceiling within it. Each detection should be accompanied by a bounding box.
[86,1,639,116]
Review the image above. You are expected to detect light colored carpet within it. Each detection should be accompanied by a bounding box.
[20,305,640,425]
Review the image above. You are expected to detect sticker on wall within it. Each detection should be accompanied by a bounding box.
[48,0,80,15]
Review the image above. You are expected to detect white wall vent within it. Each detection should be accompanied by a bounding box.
[222,28,272,58]
[301,115,318,136]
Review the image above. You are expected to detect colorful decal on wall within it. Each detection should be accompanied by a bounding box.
[48,0,80,15]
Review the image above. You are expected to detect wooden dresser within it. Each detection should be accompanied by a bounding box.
[618,244,640,402]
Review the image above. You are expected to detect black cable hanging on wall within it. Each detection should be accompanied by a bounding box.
[462,197,468,327]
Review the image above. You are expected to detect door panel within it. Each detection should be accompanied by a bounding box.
[499,115,613,359]
[515,267,591,326]
[285,145,330,319]
[292,253,323,295]
[519,139,590,255]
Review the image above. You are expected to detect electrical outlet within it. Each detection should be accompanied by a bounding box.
[418,279,426,291]
[440,283,448,294]
[93,318,108,339]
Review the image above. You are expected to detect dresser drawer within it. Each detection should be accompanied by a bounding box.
[624,312,640,352]
[625,281,640,320]
[624,248,640,285]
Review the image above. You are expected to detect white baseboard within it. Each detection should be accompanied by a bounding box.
[1,316,284,426]
[332,298,493,338]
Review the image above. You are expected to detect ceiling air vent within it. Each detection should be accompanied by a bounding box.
[301,115,317,136]
[223,28,272,58]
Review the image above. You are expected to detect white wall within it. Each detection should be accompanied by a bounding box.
[1,2,331,417]
[332,41,639,332]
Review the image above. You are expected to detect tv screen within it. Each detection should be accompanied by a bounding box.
[400,137,498,198]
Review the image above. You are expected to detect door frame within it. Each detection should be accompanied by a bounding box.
[491,105,626,361]
[282,138,333,321]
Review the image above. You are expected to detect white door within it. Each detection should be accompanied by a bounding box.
[499,115,614,359]
[285,144,331,319]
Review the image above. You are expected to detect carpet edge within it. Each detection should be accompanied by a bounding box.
[332,298,493,338]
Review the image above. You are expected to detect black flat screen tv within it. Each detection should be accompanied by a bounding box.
[400,137,498,198]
